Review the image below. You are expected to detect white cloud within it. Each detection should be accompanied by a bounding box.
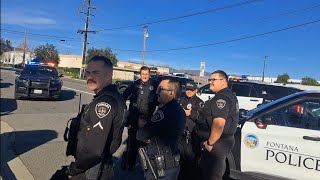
[1,10,56,27]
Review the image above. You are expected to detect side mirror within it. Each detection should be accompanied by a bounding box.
[239,109,247,117]
[59,74,64,77]
[254,116,271,129]
[15,71,20,75]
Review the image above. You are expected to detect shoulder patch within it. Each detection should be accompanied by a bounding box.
[216,99,226,109]
[151,110,164,122]
[95,102,111,118]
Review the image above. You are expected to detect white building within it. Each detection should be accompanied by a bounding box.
[0,50,34,65]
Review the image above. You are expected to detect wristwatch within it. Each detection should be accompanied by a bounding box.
[206,140,214,146]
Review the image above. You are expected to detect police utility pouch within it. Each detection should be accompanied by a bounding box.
[153,154,166,178]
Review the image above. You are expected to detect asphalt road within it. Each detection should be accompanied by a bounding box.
[0,68,143,180]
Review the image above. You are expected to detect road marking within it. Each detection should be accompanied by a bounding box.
[63,86,95,95]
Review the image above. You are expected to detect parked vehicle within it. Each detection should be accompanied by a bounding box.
[198,80,302,110]
[224,90,320,180]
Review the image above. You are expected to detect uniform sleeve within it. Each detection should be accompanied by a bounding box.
[122,83,135,100]
[109,106,125,154]
[136,110,165,141]
[189,98,204,122]
[210,94,231,120]
[70,96,118,175]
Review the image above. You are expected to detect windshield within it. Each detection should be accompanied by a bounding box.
[22,65,58,77]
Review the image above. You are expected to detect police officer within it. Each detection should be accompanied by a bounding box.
[178,81,204,180]
[65,56,126,180]
[137,78,186,180]
[122,66,159,170]
[200,70,239,180]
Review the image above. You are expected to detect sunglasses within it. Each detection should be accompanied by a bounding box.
[156,87,172,94]
[208,78,224,82]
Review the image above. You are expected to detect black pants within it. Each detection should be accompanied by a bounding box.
[146,167,180,180]
[178,135,200,180]
[70,162,114,180]
[200,137,235,180]
[125,127,146,169]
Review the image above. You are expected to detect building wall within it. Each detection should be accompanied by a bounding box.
[0,51,33,65]
[117,61,170,74]
[59,54,82,68]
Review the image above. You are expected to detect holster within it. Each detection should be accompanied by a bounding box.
[64,104,86,157]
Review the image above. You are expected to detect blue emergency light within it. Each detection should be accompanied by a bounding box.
[27,60,41,65]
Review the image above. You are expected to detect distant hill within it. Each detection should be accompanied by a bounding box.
[169,68,211,77]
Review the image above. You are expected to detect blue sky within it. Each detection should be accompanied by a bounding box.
[1,0,320,79]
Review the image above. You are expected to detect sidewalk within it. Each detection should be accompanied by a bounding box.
[0,121,35,180]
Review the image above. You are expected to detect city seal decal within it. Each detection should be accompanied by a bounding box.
[151,110,164,122]
[95,102,111,118]
[216,99,226,109]
[244,134,259,148]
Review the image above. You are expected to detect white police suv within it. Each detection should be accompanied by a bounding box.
[198,80,301,111]
[225,90,320,180]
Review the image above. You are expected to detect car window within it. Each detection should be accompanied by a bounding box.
[259,99,320,130]
[250,87,259,98]
[231,83,251,97]
[22,66,58,77]
[200,84,213,94]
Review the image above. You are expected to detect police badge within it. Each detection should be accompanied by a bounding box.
[95,102,111,118]
[187,103,192,109]
[216,99,226,109]
[149,85,154,91]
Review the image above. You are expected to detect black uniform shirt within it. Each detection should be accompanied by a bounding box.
[70,85,126,175]
[136,100,186,154]
[179,95,204,131]
[122,79,159,118]
[209,88,239,137]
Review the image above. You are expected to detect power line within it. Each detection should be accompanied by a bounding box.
[105,19,320,52]
[96,0,261,32]
[1,29,81,41]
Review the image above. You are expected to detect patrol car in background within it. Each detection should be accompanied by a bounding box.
[224,90,320,180]
[14,60,63,100]
[198,80,301,110]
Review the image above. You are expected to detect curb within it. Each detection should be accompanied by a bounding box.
[0,121,35,180]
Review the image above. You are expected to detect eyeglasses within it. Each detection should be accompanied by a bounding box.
[208,78,224,82]
[156,87,172,94]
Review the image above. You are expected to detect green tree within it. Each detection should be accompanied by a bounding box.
[86,47,118,66]
[275,73,290,84]
[34,43,60,64]
[150,66,158,71]
[301,77,319,86]
[1,38,14,55]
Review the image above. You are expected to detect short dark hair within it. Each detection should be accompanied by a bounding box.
[87,56,113,69]
[140,66,150,73]
[212,70,228,80]
[166,79,181,100]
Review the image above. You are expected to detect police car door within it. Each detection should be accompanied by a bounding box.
[241,98,320,180]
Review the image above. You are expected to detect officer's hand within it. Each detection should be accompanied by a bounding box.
[143,139,151,144]
[203,141,213,152]
[184,108,191,117]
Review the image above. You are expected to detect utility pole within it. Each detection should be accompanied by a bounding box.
[262,56,267,82]
[142,25,148,66]
[22,31,27,67]
[78,0,96,78]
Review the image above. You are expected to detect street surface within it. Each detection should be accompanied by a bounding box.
[0,68,143,180]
